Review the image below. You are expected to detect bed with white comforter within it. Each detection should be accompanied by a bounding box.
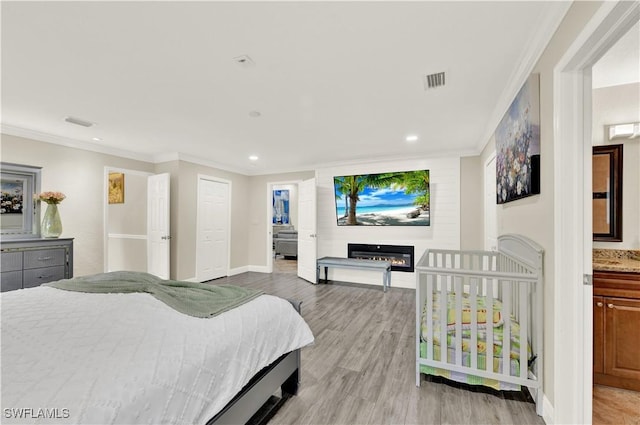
[0,285,314,424]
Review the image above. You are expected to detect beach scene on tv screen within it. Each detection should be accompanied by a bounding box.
[334,170,430,226]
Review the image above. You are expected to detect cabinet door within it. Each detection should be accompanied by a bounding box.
[593,296,605,374]
[605,297,640,381]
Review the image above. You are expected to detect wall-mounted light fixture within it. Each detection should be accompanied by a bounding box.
[608,122,640,140]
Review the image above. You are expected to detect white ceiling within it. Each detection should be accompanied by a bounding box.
[1,1,571,175]
[592,20,640,89]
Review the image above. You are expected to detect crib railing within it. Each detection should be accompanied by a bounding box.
[415,243,543,414]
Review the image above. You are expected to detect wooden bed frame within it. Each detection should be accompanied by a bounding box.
[207,300,303,425]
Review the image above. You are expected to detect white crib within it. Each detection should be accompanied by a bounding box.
[415,234,544,415]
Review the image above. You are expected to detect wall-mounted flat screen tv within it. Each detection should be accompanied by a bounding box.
[333,170,430,226]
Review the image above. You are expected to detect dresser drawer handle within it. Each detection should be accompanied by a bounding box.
[596,302,603,307]
[37,256,53,261]
[607,303,614,309]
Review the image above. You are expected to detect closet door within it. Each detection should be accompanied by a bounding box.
[196,177,230,282]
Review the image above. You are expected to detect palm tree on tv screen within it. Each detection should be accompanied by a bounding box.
[401,170,430,210]
[333,177,350,218]
[343,173,400,225]
[335,170,430,225]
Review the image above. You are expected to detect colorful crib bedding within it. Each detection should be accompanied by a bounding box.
[420,292,532,391]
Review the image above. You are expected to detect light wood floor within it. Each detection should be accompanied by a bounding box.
[593,385,640,425]
[213,272,544,425]
[273,256,297,274]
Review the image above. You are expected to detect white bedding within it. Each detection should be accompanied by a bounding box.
[0,286,314,424]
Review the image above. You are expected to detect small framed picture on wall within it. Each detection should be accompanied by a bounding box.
[108,172,125,204]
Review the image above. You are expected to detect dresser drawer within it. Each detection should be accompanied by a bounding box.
[23,249,65,269]
[23,266,65,287]
[1,251,23,272]
[1,271,23,292]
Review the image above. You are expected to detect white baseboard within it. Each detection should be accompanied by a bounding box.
[542,394,554,425]
[182,277,199,283]
[228,266,251,276]
[247,265,270,274]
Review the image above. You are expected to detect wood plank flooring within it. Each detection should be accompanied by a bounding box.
[211,272,544,425]
[593,385,640,425]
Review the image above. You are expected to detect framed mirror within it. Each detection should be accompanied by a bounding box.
[592,145,623,241]
[0,162,42,239]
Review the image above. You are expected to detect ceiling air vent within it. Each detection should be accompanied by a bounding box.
[64,116,94,127]
[233,55,255,68]
[423,72,446,90]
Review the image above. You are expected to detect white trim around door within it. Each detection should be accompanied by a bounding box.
[553,2,639,424]
[103,166,153,273]
[266,180,302,274]
[196,174,232,282]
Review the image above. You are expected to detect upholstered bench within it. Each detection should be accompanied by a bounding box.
[316,257,392,292]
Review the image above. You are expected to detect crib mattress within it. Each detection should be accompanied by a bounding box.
[419,292,531,390]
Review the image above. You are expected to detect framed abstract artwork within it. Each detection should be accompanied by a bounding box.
[273,189,289,224]
[496,74,541,204]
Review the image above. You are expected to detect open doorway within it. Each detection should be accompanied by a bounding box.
[103,168,171,279]
[103,167,152,273]
[590,19,640,424]
[554,2,639,423]
[269,182,300,274]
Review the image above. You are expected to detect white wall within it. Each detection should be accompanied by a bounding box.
[460,156,483,250]
[479,1,603,409]
[1,134,155,277]
[155,160,251,280]
[107,171,148,272]
[316,157,460,289]
[592,82,640,249]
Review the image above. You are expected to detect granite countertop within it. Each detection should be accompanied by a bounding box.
[593,249,640,273]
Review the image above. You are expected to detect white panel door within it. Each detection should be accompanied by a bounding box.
[484,155,498,251]
[197,178,230,281]
[147,173,170,279]
[297,178,317,283]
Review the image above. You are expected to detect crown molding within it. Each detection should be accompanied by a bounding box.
[158,152,255,176]
[475,1,572,154]
[1,124,155,163]
[3,123,480,178]
[300,148,476,174]
[1,124,256,176]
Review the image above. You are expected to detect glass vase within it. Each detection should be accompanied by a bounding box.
[41,203,62,238]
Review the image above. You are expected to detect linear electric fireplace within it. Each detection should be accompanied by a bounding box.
[347,244,415,272]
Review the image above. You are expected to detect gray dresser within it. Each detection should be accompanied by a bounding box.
[1,238,73,292]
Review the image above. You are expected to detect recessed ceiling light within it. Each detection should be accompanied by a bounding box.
[92,137,102,142]
[249,110,261,118]
[249,155,259,161]
[406,135,419,142]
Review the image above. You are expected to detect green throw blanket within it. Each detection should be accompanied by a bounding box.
[45,271,264,318]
